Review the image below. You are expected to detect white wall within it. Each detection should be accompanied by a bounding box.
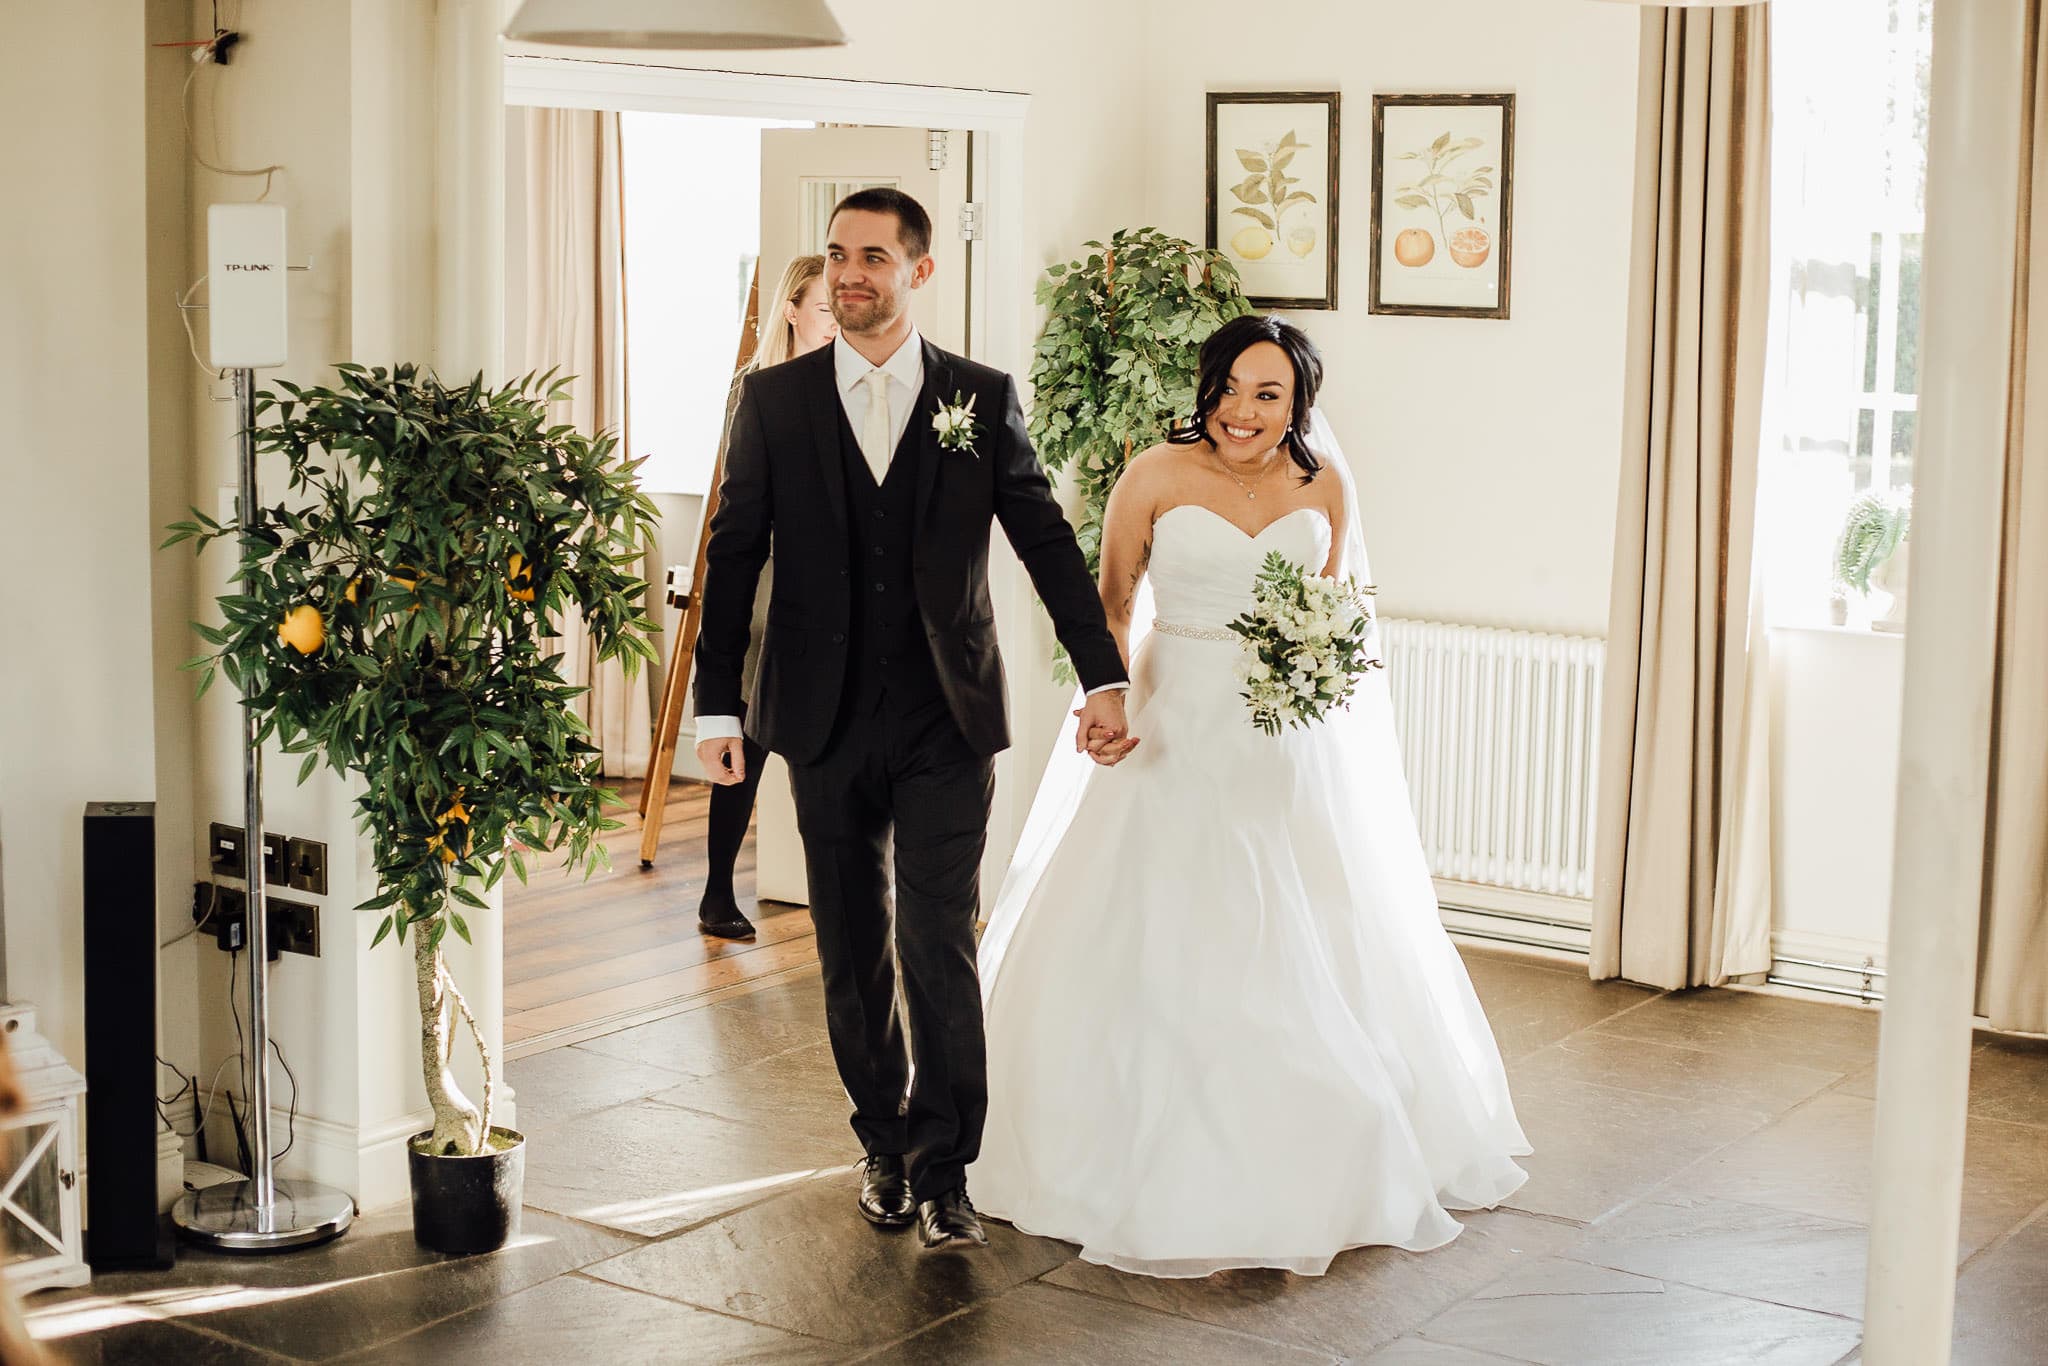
[523,0,1642,875]
[1140,0,1640,639]
[1770,627,1902,966]
[156,0,478,1204]
[0,5,157,1073]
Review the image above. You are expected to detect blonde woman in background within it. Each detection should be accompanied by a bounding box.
[696,254,838,939]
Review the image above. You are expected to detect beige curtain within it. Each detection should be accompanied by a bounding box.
[1591,6,1774,990]
[1979,10,2048,1032]
[520,107,652,778]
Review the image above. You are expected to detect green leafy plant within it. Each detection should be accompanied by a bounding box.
[1029,228,1252,677]
[165,364,659,1157]
[1834,487,1912,594]
[1394,132,1494,248]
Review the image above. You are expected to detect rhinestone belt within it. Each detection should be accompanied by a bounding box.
[1150,619,1238,643]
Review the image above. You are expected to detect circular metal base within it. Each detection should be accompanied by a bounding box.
[172,1178,356,1252]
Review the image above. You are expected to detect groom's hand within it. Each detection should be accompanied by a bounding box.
[1074,690,1139,767]
[695,737,748,785]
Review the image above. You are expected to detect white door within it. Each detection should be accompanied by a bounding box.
[752,126,971,906]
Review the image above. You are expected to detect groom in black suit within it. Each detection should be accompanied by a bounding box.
[693,189,1134,1250]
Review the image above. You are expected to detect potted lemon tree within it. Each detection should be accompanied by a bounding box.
[167,363,658,1252]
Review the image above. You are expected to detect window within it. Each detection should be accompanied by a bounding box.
[620,113,811,495]
[1760,0,1932,625]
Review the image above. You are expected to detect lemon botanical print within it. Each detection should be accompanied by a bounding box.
[1226,129,1319,263]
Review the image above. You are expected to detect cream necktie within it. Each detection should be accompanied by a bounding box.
[860,368,894,483]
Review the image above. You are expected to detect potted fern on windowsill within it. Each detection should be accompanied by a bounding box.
[167,363,658,1252]
[1834,487,1912,633]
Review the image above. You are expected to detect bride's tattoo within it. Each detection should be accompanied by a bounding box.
[1118,540,1151,617]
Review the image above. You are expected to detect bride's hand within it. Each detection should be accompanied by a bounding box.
[1074,715,1140,767]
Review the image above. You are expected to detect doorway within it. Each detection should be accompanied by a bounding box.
[500,60,1034,1057]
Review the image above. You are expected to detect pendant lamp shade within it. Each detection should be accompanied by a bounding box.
[505,0,848,50]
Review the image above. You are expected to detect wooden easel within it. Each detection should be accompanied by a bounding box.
[638,261,762,867]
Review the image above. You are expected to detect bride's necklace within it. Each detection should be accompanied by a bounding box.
[1210,446,1283,500]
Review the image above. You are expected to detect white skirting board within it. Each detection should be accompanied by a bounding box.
[167,1088,520,1211]
[1436,879,1593,958]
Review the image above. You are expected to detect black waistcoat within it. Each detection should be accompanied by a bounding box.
[838,410,944,717]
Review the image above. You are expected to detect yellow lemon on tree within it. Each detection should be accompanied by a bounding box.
[277,604,325,656]
[507,553,536,603]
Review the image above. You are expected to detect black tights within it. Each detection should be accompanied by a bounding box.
[702,732,769,907]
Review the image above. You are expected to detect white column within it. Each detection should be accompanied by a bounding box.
[432,0,514,1125]
[1862,0,2028,1359]
[435,0,507,382]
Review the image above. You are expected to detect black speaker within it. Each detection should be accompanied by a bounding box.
[82,800,174,1270]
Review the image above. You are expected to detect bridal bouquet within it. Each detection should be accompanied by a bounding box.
[1227,551,1378,736]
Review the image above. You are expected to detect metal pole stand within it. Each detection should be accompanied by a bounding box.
[172,368,355,1252]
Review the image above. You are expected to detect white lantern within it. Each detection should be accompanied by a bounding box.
[0,1004,88,1293]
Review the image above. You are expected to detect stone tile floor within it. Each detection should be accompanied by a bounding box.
[29,948,2048,1364]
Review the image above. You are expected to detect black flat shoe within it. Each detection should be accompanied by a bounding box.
[915,1189,988,1251]
[858,1154,915,1228]
[696,893,756,941]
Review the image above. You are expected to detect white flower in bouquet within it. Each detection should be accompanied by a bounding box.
[1226,550,1380,736]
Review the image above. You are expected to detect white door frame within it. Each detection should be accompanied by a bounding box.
[503,57,1028,368]
[502,55,1042,891]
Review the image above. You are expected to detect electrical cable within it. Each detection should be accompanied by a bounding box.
[156,1052,244,1140]
[227,949,251,1168]
[181,46,282,200]
[206,948,302,1165]
[177,274,223,380]
[269,1036,298,1160]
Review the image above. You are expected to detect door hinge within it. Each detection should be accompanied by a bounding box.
[927,129,950,171]
[958,202,984,241]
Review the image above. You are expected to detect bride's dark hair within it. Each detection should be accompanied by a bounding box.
[1167,314,1325,480]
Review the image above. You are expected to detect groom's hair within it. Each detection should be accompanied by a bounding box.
[829,187,933,262]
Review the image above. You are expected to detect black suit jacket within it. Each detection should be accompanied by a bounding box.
[693,340,1128,765]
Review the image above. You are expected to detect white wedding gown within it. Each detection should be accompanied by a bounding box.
[970,502,1530,1278]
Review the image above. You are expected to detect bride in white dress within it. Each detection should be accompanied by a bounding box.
[970,316,1530,1278]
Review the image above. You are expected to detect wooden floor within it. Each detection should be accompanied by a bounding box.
[502,777,818,1056]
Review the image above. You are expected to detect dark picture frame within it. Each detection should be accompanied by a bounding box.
[1206,91,1341,310]
[1369,93,1515,319]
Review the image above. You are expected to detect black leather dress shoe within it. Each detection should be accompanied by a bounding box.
[696,893,756,941]
[915,1189,989,1251]
[858,1155,915,1228]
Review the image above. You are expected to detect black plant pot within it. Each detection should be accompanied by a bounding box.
[407,1125,525,1254]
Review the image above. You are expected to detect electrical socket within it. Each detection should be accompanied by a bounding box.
[208,822,245,878]
[203,885,315,961]
[283,837,327,896]
[206,823,291,884]
[267,899,320,958]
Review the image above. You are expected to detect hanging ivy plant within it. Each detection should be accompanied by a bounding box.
[1029,227,1253,576]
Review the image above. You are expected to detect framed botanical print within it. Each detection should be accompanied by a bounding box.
[1369,93,1515,319]
[1206,91,1340,310]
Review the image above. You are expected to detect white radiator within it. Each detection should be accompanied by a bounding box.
[1379,618,1605,904]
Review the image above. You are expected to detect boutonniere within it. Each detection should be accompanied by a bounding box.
[932,391,981,457]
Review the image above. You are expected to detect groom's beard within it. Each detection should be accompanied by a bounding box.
[832,290,899,336]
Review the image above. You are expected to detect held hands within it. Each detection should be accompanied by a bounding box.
[695,736,748,786]
[1074,689,1140,767]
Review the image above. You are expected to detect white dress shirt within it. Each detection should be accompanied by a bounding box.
[835,328,924,468]
[698,328,1121,748]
